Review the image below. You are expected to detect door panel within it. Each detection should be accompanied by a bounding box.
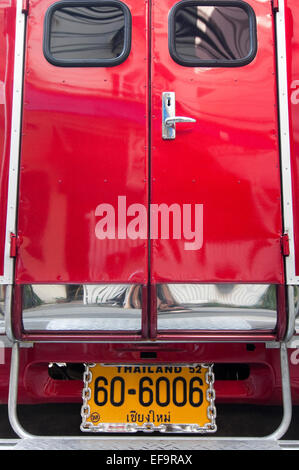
[150,0,284,283]
[16,0,149,284]
[15,0,285,340]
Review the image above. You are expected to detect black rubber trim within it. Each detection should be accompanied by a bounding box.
[168,0,258,68]
[43,0,132,67]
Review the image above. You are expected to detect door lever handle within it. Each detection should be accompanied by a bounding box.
[162,92,196,140]
[165,116,196,127]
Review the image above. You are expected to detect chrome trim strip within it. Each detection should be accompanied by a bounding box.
[276,0,299,284]
[285,285,297,342]
[0,0,26,284]
[4,285,15,342]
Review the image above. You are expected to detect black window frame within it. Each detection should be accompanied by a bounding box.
[43,0,132,67]
[168,0,258,67]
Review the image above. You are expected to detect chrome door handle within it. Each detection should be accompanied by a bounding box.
[162,92,196,140]
[165,116,196,126]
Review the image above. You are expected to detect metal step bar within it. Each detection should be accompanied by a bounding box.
[0,437,296,451]
[4,340,293,447]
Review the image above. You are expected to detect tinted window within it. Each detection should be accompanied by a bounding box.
[44,1,131,66]
[169,1,257,67]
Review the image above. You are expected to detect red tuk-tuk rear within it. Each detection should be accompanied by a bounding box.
[0,0,299,445]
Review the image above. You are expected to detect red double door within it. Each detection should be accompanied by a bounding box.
[15,0,284,331]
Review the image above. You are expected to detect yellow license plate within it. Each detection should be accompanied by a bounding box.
[81,364,216,433]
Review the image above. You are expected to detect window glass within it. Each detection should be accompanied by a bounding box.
[44,2,131,66]
[169,2,257,67]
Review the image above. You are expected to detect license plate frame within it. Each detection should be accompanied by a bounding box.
[80,363,217,434]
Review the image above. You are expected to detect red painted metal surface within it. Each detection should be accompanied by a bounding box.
[150,0,284,283]
[15,0,149,284]
[286,0,299,276]
[0,1,16,276]
[15,0,285,287]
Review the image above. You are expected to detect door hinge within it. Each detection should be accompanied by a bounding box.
[22,0,29,14]
[272,0,279,13]
[10,233,19,258]
[281,233,290,256]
